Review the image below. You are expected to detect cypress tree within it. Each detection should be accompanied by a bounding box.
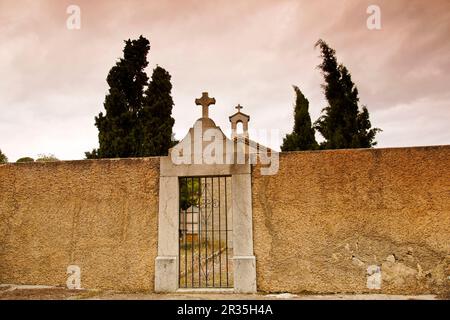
[355,106,379,148]
[314,39,381,149]
[138,66,175,156]
[88,36,150,158]
[281,86,318,151]
[86,36,177,159]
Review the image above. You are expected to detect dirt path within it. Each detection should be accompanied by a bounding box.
[0,284,441,300]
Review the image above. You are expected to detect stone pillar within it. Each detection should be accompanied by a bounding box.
[232,169,257,293]
[154,176,179,292]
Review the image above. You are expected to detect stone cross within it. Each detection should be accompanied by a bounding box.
[195,92,216,118]
[235,104,243,112]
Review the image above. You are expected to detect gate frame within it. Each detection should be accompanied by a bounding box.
[155,157,256,293]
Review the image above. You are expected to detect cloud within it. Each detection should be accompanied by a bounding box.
[0,0,449,161]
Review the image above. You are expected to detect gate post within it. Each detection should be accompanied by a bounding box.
[155,175,179,292]
[232,168,257,293]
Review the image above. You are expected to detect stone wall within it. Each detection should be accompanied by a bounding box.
[0,158,159,291]
[1,146,449,294]
[252,146,450,295]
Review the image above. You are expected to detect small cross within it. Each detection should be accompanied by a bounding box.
[195,92,216,118]
[235,104,243,112]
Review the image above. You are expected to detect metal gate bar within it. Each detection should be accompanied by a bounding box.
[179,175,233,288]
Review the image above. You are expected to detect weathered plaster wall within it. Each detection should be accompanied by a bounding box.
[252,146,450,295]
[0,158,159,291]
[1,146,449,294]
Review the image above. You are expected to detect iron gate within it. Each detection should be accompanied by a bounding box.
[179,176,233,288]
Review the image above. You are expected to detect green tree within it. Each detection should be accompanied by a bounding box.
[86,36,176,159]
[354,106,380,148]
[16,157,34,163]
[179,178,201,211]
[0,149,8,163]
[89,36,151,158]
[137,66,176,156]
[314,39,381,149]
[281,86,318,151]
[84,149,98,159]
[36,154,59,162]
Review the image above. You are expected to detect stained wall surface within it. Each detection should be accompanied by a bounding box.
[0,158,159,291]
[252,146,450,294]
[1,146,449,294]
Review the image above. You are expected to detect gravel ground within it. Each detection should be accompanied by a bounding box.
[0,284,442,300]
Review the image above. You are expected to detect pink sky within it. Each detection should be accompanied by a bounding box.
[0,0,449,160]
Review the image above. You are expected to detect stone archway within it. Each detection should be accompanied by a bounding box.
[154,93,256,293]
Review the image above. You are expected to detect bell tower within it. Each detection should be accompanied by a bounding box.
[229,104,250,140]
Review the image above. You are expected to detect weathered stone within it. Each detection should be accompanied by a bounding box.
[0,158,159,291]
[155,257,178,292]
[367,265,382,289]
[233,256,257,293]
[386,254,396,263]
[252,146,450,295]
